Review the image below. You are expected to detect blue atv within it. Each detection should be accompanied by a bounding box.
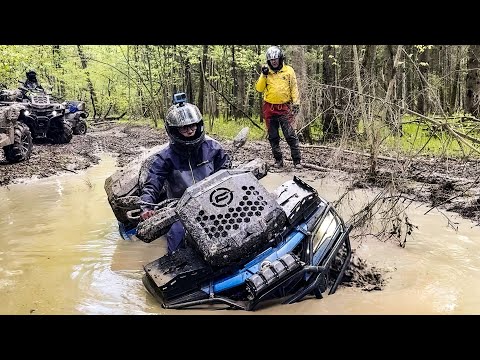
[63,100,88,135]
[139,170,352,311]
[104,127,351,311]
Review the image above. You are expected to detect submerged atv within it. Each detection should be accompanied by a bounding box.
[0,89,33,163]
[18,87,73,144]
[140,171,351,311]
[104,129,352,311]
[63,100,88,135]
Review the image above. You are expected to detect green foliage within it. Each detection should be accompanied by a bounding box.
[205,115,265,141]
[383,115,480,157]
[1,44,477,161]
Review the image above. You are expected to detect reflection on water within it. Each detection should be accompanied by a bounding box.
[1,155,480,314]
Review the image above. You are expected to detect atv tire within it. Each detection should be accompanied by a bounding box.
[48,121,73,144]
[4,123,33,163]
[73,119,87,135]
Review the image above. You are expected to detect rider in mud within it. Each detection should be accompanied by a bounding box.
[139,94,231,254]
[23,70,44,91]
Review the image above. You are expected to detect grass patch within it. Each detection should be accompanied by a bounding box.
[115,115,266,142]
[384,115,480,157]
[204,116,266,141]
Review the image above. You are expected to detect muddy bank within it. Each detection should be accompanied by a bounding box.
[0,124,168,186]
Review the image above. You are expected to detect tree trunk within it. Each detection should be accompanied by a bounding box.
[416,46,430,115]
[450,45,461,113]
[353,45,377,175]
[322,45,339,141]
[361,45,376,82]
[384,45,403,134]
[230,45,240,118]
[77,45,98,119]
[185,58,194,107]
[290,45,311,143]
[52,45,65,98]
[198,45,208,114]
[257,45,264,124]
[383,45,395,96]
[465,45,480,117]
[145,45,159,127]
[405,45,415,110]
[339,45,355,136]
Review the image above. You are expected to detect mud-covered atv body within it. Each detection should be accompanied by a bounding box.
[0,95,33,163]
[140,171,352,311]
[106,158,351,311]
[104,128,351,311]
[63,100,88,135]
[18,88,73,144]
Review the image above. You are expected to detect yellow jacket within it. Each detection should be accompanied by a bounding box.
[255,64,299,105]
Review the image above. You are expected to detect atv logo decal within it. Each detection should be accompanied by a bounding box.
[210,188,233,207]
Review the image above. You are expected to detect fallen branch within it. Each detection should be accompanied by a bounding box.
[61,167,78,174]
[303,163,343,172]
[300,144,398,162]
[90,112,127,123]
[89,120,118,126]
[283,159,344,172]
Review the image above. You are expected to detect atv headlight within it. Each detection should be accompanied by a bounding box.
[24,110,30,116]
[52,110,57,116]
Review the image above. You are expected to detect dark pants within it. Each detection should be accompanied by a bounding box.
[166,220,185,254]
[263,102,301,163]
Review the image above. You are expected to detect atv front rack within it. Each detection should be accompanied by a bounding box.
[142,175,353,311]
[142,201,352,311]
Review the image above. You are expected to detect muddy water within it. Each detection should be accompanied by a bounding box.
[1,155,480,315]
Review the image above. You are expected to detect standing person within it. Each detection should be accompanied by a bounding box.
[139,94,231,254]
[255,46,302,169]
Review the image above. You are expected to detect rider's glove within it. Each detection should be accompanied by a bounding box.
[140,210,156,221]
[261,66,269,76]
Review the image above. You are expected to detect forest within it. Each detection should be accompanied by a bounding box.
[2,44,480,172]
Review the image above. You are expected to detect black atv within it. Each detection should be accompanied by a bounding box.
[0,101,33,163]
[18,87,73,144]
[63,100,88,135]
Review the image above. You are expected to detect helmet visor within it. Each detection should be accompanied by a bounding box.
[177,123,198,136]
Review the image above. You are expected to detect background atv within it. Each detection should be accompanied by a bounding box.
[0,100,33,163]
[18,87,73,144]
[63,100,88,135]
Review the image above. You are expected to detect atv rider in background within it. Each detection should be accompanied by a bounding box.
[23,70,44,91]
[139,94,231,254]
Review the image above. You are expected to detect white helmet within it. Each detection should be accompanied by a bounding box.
[265,46,284,70]
[266,46,283,61]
